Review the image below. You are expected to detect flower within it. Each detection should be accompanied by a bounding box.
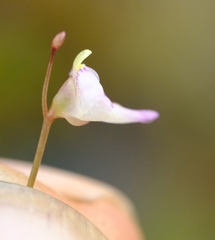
[50,50,159,126]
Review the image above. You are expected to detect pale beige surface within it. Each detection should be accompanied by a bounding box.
[0,181,108,240]
[0,158,144,240]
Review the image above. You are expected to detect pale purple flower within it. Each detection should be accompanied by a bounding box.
[50,50,159,126]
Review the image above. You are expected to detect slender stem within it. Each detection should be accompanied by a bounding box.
[27,48,56,188]
[27,117,53,188]
[27,32,66,188]
[42,49,56,117]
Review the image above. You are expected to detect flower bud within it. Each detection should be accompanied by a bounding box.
[52,31,66,50]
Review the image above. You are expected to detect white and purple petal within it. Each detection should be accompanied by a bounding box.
[50,49,159,126]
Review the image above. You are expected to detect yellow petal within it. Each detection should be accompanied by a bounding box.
[71,49,92,78]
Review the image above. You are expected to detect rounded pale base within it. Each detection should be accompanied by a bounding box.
[0,181,107,240]
[0,159,144,240]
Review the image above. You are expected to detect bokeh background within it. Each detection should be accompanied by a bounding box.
[0,0,215,239]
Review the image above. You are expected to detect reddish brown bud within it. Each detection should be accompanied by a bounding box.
[52,31,66,50]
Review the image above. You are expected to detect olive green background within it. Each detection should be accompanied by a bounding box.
[0,1,215,239]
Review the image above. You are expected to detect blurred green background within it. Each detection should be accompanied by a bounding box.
[0,0,215,239]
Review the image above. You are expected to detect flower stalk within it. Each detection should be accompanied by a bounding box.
[27,32,66,188]
[27,117,53,188]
